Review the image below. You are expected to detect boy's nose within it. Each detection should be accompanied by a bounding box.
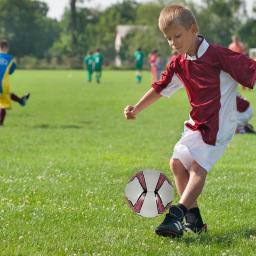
[168,40,174,47]
[172,42,178,49]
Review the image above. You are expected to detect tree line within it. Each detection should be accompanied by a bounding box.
[0,0,255,68]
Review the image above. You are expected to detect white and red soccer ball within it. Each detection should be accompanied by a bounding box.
[125,170,174,218]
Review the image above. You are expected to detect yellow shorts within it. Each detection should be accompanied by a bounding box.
[0,81,11,109]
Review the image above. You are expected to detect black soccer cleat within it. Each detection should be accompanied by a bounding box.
[155,205,184,238]
[20,93,30,106]
[244,123,256,134]
[184,221,207,234]
[184,208,207,234]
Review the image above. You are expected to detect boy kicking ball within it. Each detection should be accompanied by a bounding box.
[0,39,30,125]
[124,4,256,238]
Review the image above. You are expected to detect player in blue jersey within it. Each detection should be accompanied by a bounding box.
[0,40,30,125]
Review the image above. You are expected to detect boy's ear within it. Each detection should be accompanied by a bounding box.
[191,24,198,34]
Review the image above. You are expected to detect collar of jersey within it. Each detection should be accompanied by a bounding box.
[185,35,209,61]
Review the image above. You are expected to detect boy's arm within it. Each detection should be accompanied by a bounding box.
[124,88,161,119]
[133,88,162,115]
[9,58,16,75]
[216,46,256,88]
[124,58,179,120]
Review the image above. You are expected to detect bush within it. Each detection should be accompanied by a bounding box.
[19,56,38,69]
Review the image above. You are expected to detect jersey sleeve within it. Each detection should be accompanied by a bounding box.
[9,61,16,74]
[216,46,256,89]
[236,95,250,112]
[152,56,183,97]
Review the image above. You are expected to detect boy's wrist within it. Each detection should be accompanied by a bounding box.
[133,105,141,114]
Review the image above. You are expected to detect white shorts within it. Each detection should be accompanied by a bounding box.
[172,128,228,172]
[237,106,253,126]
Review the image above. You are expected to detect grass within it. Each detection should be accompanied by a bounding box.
[0,70,255,255]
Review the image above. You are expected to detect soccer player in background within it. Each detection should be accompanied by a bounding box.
[236,94,255,134]
[124,4,256,238]
[229,35,248,90]
[0,40,30,126]
[83,51,94,82]
[93,48,104,84]
[228,35,246,55]
[148,49,158,83]
[134,48,144,83]
[155,53,163,80]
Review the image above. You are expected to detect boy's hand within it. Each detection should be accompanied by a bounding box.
[124,105,137,120]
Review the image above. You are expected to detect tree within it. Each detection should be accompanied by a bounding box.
[70,0,78,56]
[120,2,172,67]
[91,1,138,61]
[238,18,256,49]
[197,0,244,46]
[0,0,60,58]
[51,4,99,59]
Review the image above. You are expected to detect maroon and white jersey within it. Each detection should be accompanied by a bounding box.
[236,95,250,113]
[152,36,256,146]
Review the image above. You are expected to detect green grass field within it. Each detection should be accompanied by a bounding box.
[0,70,256,255]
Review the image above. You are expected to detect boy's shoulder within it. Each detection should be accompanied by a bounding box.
[169,53,185,62]
[167,54,186,70]
[94,52,102,56]
[207,43,236,56]
[0,52,12,59]
[207,43,250,63]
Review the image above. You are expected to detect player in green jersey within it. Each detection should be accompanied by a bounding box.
[93,49,104,84]
[83,51,94,82]
[134,48,144,83]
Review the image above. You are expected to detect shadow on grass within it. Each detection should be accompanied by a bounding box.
[79,120,95,125]
[32,124,83,129]
[180,227,256,246]
[60,125,83,129]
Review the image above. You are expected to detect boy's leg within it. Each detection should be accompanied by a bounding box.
[96,71,101,83]
[180,161,207,233]
[171,159,198,208]
[171,159,206,232]
[151,67,157,82]
[171,160,189,197]
[155,159,190,238]
[179,161,207,208]
[11,92,30,106]
[136,70,142,83]
[0,108,6,125]
[87,71,92,82]
[157,70,161,80]
[10,93,21,103]
[156,160,207,237]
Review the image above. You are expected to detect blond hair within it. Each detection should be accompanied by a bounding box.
[159,4,198,32]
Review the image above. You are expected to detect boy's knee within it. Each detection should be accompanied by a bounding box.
[170,159,184,174]
[190,161,207,176]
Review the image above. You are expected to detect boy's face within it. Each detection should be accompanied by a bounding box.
[0,46,8,53]
[163,23,198,55]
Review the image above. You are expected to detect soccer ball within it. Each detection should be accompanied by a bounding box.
[125,170,174,218]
